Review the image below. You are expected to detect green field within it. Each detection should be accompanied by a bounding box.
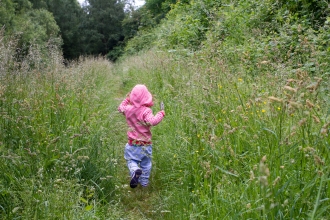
[1,0,330,219]
[1,44,329,219]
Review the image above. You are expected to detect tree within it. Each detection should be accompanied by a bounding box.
[82,0,126,57]
[45,0,84,59]
[0,0,60,54]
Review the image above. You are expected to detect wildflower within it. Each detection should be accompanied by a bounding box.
[238,78,243,82]
[262,109,266,113]
[277,107,281,110]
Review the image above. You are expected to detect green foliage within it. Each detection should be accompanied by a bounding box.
[123,28,158,56]
[45,0,84,59]
[156,1,209,50]
[115,42,330,219]
[115,0,330,218]
[82,0,126,57]
[124,0,330,56]
[0,0,61,65]
[0,37,124,218]
[1,0,330,219]
[0,0,15,26]
[144,0,177,23]
[275,0,329,28]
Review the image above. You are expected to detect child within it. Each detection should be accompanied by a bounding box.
[118,84,165,188]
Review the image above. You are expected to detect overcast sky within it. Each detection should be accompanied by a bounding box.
[77,0,145,7]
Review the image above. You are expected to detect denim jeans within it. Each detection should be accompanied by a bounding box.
[124,143,152,187]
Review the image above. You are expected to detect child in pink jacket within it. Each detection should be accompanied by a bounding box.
[118,84,165,188]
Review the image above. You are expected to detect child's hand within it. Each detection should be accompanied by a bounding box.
[160,101,164,111]
[126,92,131,102]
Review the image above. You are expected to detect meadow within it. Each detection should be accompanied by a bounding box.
[1,18,330,220]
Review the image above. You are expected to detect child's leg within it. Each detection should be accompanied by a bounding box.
[124,144,141,176]
[139,146,152,187]
[126,159,140,175]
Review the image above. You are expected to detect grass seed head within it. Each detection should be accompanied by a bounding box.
[284,86,297,93]
[288,101,302,109]
[299,118,307,126]
[312,115,320,123]
[250,171,255,181]
[268,96,283,103]
[314,155,324,166]
[259,176,268,186]
[320,128,328,136]
[322,122,330,129]
[306,99,314,108]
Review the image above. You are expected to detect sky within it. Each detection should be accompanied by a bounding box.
[77,0,145,8]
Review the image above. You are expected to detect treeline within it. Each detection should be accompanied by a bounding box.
[125,0,330,56]
[1,0,329,62]
[0,0,178,61]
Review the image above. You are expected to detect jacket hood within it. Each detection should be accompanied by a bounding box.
[129,84,153,108]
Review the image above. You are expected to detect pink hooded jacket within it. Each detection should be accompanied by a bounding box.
[118,85,165,143]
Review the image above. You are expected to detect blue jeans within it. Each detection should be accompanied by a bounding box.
[124,143,152,187]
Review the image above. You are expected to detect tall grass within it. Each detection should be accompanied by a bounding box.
[0,34,132,219]
[114,36,329,219]
[1,12,330,220]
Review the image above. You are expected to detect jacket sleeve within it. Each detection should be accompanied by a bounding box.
[118,98,130,114]
[143,108,165,126]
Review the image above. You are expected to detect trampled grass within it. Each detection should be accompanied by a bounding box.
[1,32,329,219]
